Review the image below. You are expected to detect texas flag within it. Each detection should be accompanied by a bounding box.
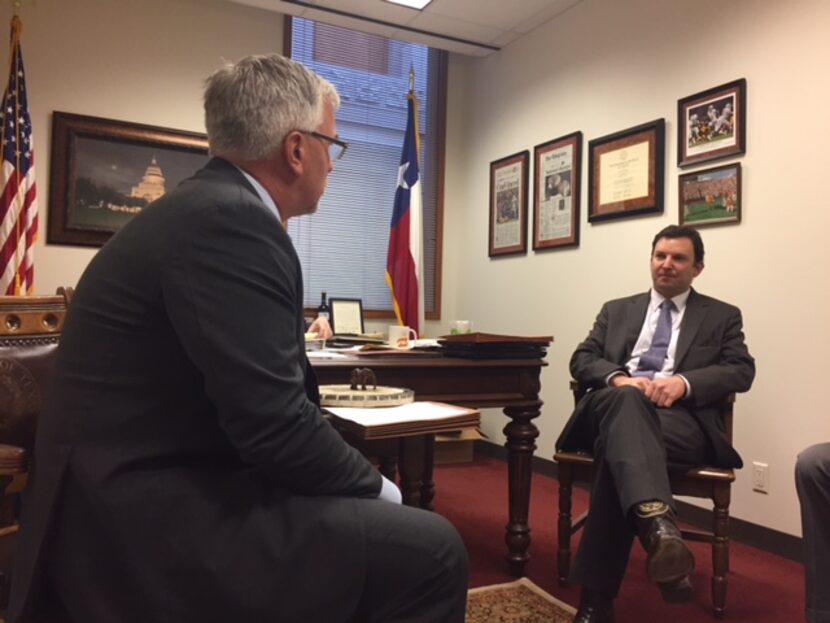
[385,93,424,334]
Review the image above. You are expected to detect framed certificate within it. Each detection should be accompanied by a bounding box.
[329,298,364,335]
[488,150,529,257]
[532,131,582,250]
[588,119,665,224]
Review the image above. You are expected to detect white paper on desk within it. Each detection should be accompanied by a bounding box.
[326,401,475,427]
[306,350,350,359]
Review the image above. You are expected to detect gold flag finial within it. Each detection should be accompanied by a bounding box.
[13,0,21,16]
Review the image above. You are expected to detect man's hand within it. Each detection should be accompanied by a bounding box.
[609,374,652,392]
[644,376,687,408]
[307,316,333,340]
[609,374,687,408]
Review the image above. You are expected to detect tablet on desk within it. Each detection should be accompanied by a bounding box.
[327,334,385,347]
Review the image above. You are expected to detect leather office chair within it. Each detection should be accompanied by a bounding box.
[553,381,736,619]
[0,287,72,617]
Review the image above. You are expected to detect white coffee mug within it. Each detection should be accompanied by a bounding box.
[450,320,472,335]
[389,325,418,349]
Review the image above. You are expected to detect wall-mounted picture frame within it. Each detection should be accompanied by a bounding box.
[489,150,529,257]
[588,119,665,223]
[48,111,210,247]
[677,78,746,168]
[329,298,365,335]
[679,162,741,227]
[532,131,581,251]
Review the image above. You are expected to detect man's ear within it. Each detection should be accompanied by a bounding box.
[283,131,304,175]
[693,261,705,277]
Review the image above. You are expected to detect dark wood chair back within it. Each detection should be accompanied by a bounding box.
[0,288,72,615]
[554,381,737,619]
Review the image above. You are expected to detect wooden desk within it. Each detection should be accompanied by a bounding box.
[332,425,476,511]
[312,353,546,577]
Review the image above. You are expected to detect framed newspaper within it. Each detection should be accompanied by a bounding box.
[532,131,582,250]
[488,150,529,257]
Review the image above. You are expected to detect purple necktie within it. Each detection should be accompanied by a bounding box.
[633,300,675,379]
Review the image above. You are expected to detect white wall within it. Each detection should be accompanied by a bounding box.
[442,0,830,537]
[2,0,284,294]
[8,0,826,538]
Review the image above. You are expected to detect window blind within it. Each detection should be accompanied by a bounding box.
[288,17,442,314]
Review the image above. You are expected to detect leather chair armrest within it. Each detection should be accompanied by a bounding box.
[0,444,27,474]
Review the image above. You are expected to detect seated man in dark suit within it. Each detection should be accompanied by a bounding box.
[796,443,830,623]
[557,225,755,622]
[9,54,467,623]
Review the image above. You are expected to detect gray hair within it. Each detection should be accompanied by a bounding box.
[204,54,340,161]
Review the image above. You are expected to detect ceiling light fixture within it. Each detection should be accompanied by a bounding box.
[384,0,433,10]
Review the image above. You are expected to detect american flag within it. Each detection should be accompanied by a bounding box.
[0,16,37,295]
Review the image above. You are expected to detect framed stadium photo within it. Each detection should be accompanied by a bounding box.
[679,163,741,227]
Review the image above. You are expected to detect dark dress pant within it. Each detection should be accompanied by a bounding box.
[47,474,468,623]
[569,386,708,596]
[349,498,469,623]
[796,443,830,623]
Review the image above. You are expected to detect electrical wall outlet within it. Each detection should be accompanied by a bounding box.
[752,461,769,493]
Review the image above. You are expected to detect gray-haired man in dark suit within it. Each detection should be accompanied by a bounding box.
[10,54,467,623]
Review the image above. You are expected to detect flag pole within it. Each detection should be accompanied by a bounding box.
[9,13,23,294]
[407,67,425,337]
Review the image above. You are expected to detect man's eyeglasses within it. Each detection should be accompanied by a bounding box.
[300,130,348,161]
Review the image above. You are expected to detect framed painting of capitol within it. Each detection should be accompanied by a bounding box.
[677,78,746,168]
[48,111,209,247]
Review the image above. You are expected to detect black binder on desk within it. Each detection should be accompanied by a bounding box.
[438,332,552,359]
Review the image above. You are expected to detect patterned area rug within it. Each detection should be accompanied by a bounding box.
[466,578,576,623]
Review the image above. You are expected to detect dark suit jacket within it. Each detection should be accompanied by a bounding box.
[9,158,382,622]
[556,289,755,469]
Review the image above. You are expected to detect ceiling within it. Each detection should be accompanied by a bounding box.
[229,0,584,56]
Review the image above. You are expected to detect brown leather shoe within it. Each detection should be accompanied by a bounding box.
[574,589,615,623]
[658,574,694,603]
[636,507,695,583]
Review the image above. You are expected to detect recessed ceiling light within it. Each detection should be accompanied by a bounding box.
[384,0,433,9]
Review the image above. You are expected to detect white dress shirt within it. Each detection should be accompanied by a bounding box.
[608,288,693,396]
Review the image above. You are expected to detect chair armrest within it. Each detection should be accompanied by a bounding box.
[0,444,27,474]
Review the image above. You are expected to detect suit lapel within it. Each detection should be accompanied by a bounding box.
[675,289,709,370]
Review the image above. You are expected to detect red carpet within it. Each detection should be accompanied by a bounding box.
[433,455,804,623]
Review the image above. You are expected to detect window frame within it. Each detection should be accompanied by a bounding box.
[283,16,446,322]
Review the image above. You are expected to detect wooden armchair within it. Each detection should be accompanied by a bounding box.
[0,288,72,615]
[553,381,736,619]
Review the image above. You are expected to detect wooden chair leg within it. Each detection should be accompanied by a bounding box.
[711,484,731,619]
[557,463,574,586]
